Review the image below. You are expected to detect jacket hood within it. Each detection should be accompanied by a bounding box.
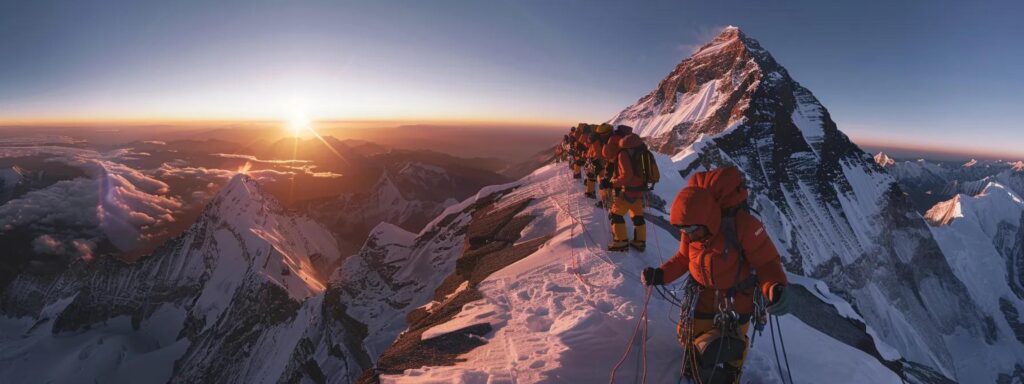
[669,186,722,236]
[620,134,644,149]
[687,166,748,209]
[602,134,623,159]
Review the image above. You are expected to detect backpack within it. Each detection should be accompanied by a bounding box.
[629,144,661,188]
[687,166,758,290]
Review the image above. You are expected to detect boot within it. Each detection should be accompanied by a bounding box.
[609,220,629,251]
[629,241,646,252]
[607,241,629,252]
[631,224,647,252]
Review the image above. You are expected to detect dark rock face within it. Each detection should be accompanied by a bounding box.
[612,27,988,379]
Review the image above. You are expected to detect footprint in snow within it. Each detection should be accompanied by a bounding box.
[526,314,553,332]
[544,282,575,293]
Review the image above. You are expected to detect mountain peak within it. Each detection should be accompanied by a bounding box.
[874,152,896,167]
[609,25,798,153]
[689,25,752,58]
[215,173,263,201]
[924,194,963,226]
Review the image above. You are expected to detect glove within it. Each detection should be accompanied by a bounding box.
[765,284,791,316]
[641,267,664,286]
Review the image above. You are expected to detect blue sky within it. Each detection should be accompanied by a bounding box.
[1,0,1021,157]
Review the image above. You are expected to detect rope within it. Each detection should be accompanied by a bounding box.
[774,315,795,384]
[556,173,617,288]
[565,170,589,288]
[609,285,653,384]
[770,315,788,384]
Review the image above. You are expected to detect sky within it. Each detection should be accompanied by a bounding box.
[0,0,1022,157]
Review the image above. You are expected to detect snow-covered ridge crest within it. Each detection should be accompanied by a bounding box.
[202,173,341,298]
[925,182,1024,228]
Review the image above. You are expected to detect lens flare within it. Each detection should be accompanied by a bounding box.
[286,112,310,136]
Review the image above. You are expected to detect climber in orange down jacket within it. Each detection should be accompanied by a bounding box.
[607,132,649,252]
[640,166,791,384]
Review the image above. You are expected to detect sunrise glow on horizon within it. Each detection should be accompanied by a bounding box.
[1,1,1021,158]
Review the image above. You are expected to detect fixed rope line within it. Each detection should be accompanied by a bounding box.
[770,315,789,384]
[609,285,653,384]
[564,169,589,288]
[774,315,796,384]
[555,171,642,282]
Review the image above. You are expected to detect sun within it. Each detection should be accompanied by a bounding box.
[286,112,311,137]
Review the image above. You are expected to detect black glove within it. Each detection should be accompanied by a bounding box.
[641,267,664,286]
[766,284,791,316]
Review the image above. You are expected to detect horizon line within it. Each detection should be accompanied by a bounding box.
[1,117,1019,161]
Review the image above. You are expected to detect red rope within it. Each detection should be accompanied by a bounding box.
[609,285,653,384]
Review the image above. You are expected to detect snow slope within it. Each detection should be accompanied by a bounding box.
[374,164,903,383]
[925,183,1024,379]
[0,174,355,383]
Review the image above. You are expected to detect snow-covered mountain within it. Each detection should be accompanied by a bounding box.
[924,182,1024,381]
[0,173,356,383]
[3,26,1022,384]
[354,26,1015,383]
[607,26,1022,382]
[303,161,475,256]
[873,152,1024,212]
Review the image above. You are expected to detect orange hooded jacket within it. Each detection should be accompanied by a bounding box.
[586,134,607,161]
[658,167,788,315]
[611,134,648,199]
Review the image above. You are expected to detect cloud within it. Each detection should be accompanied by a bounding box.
[32,235,64,255]
[71,239,95,262]
[0,178,101,232]
[29,235,94,261]
[676,24,731,54]
[0,142,343,259]
[211,153,312,165]
[0,145,183,253]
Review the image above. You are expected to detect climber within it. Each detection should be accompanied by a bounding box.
[572,124,591,180]
[640,166,791,384]
[561,134,574,163]
[583,130,602,199]
[600,125,632,206]
[607,131,657,252]
[591,123,615,207]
